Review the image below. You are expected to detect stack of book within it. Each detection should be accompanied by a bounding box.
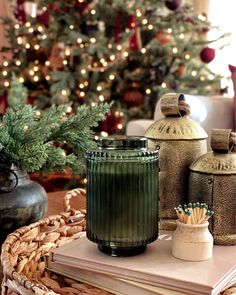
[46,232,236,295]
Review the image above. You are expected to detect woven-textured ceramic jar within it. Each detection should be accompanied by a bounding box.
[145,93,207,231]
[188,129,236,245]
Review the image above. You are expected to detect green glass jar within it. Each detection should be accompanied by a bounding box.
[86,136,159,257]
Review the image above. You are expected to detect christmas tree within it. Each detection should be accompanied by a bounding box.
[0,0,228,136]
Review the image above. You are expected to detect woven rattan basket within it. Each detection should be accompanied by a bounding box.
[1,188,236,295]
[1,188,112,295]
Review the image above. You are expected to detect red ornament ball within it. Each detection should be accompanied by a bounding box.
[156,31,172,45]
[97,113,122,135]
[123,89,144,107]
[165,0,182,11]
[200,47,215,63]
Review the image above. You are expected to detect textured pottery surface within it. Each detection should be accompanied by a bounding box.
[189,129,236,246]
[145,93,207,231]
[172,220,213,261]
[0,167,47,243]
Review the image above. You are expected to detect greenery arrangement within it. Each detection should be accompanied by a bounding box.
[0,76,110,173]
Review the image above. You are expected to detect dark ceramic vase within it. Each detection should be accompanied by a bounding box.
[0,165,47,243]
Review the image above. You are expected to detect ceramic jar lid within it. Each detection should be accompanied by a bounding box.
[190,129,236,175]
[145,93,207,140]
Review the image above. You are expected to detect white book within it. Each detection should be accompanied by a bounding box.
[48,233,236,295]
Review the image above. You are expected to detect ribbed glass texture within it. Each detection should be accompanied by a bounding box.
[86,137,159,256]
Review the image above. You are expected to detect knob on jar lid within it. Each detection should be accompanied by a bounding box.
[96,136,148,150]
[211,129,236,153]
[160,93,190,117]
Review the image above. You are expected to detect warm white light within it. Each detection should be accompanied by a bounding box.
[41,34,47,40]
[33,75,39,81]
[45,75,50,80]
[29,70,34,76]
[91,102,96,107]
[80,91,85,97]
[117,123,123,130]
[173,47,178,54]
[69,25,74,30]
[91,9,96,15]
[25,22,31,28]
[61,89,68,96]
[35,111,41,116]
[142,19,148,25]
[28,27,34,33]
[110,55,115,61]
[90,37,96,43]
[84,81,89,86]
[81,69,86,74]
[33,66,39,71]
[141,48,146,54]
[97,85,102,91]
[14,24,20,30]
[4,81,9,87]
[167,28,172,33]
[101,131,108,137]
[148,24,154,30]
[37,25,43,32]
[200,76,205,81]
[45,61,50,66]
[65,49,71,56]
[25,43,31,49]
[191,71,197,76]
[34,44,40,50]
[79,83,84,89]
[42,6,47,11]
[99,95,105,101]
[19,77,24,83]
[185,53,190,60]
[109,74,115,80]
[16,60,21,66]
[198,14,206,21]
[61,150,66,157]
[24,125,29,132]
[117,45,122,51]
[179,33,185,39]
[17,37,23,45]
[77,38,83,44]
[161,82,167,88]
[123,52,129,58]
[136,10,142,17]
[108,44,112,49]
[2,70,7,76]
[66,106,72,113]
[3,61,8,67]
[146,88,151,94]
[63,60,68,65]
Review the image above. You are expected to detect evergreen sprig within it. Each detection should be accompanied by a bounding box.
[0,78,111,174]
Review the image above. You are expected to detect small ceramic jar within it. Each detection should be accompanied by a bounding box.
[172,220,213,261]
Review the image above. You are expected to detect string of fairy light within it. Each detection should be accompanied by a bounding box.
[0,1,211,137]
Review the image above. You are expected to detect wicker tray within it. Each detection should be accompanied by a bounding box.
[1,188,112,295]
[1,189,236,295]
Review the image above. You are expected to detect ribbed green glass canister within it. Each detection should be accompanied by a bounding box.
[86,136,159,256]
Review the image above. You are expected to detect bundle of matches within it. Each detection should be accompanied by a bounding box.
[174,202,214,224]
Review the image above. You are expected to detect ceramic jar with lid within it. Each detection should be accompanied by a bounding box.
[145,93,207,231]
[188,129,236,245]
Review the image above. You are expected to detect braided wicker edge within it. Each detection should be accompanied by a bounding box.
[1,188,112,295]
